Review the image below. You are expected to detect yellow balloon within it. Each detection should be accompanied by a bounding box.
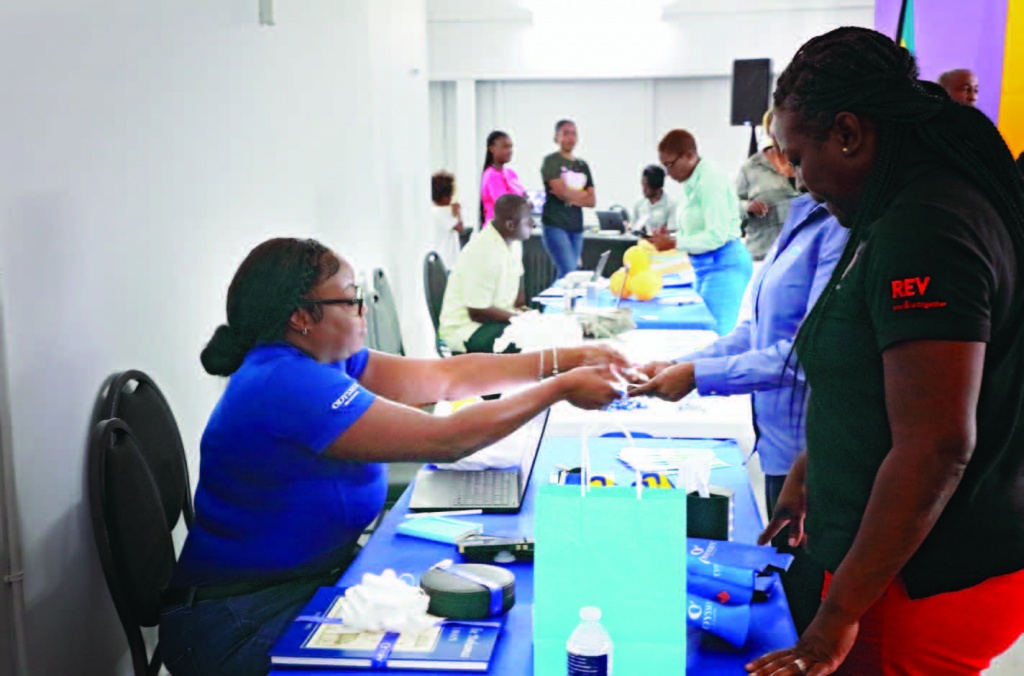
[622,245,651,272]
[638,239,657,253]
[631,269,663,301]
[609,268,633,299]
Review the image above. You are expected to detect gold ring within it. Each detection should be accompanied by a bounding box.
[793,657,808,673]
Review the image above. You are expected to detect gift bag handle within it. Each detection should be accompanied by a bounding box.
[580,421,645,499]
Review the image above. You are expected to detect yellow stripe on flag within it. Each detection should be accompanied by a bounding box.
[999,0,1024,156]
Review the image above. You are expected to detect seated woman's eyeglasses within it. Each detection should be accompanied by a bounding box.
[302,287,374,315]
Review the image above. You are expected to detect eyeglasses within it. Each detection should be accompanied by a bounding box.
[662,155,682,171]
[302,286,375,315]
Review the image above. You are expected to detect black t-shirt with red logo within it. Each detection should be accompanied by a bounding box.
[798,150,1024,599]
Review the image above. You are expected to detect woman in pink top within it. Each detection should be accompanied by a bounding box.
[480,130,526,225]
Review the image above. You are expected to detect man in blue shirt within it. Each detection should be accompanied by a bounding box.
[628,192,848,633]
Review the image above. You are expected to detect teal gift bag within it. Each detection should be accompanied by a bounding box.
[534,483,688,675]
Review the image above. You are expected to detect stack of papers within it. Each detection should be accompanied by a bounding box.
[617,447,730,473]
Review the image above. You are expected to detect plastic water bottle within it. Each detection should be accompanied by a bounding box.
[567,606,613,675]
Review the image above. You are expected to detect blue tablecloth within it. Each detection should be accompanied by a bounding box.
[269,438,796,675]
[538,287,717,332]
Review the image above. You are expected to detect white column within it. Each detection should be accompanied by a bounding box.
[366,0,434,357]
[454,78,479,230]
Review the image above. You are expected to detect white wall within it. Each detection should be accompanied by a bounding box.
[0,1,430,674]
[426,0,874,225]
[467,77,753,220]
[427,0,875,80]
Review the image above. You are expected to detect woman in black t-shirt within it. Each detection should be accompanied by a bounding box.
[746,28,1024,676]
[540,119,595,279]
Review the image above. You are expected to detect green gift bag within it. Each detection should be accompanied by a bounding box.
[534,483,688,675]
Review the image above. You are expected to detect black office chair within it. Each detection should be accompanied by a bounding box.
[94,370,194,531]
[423,252,454,358]
[371,268,405,356]
[88,418,176,676]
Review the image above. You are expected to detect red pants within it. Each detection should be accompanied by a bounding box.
[822,569,1024,675]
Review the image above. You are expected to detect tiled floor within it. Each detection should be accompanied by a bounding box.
[745,456,1024,673]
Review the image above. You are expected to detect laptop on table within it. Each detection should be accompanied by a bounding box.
[596,210,627,233]
[408,410,549,514]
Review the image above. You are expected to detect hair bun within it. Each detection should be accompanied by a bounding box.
[200,324,251,376]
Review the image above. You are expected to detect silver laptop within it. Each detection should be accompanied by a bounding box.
[408,410,549,514]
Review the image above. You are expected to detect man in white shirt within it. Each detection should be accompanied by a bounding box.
[631,164,676,235]
[439,194,531,353]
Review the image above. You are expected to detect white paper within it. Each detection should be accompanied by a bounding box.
[616,447,728,473]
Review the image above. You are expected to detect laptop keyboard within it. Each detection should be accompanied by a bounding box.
[453,471,517,507]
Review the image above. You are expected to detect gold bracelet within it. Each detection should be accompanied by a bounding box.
[551,347,559,376]
[538,349,545,381]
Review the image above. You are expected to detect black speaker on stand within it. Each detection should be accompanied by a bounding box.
[731,58,772,157]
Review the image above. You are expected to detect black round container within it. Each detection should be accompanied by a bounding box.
[420,564,515,619]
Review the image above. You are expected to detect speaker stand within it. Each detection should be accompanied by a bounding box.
[748,125,759,157]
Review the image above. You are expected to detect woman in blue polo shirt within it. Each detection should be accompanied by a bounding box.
[159,238,626,676]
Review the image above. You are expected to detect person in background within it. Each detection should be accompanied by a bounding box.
[431,170,464,266]
[439,194,532,354]
[938,68,979,107]
[736,109,800,261]
[480,130,526,226]
[159,237,627,676]
[744,27,1024,675]
[628,189,848,634]
[541,119,595,279]
[631,164,676,235]
[658,129,753,335]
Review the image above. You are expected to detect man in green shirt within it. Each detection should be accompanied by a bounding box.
[657,129,752,334]
[439,194,531,353]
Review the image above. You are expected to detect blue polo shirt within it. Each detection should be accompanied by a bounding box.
[172,343,383,587]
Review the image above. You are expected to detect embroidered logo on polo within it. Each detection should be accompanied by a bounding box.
[890,275,948,311]
[330,383,360,410]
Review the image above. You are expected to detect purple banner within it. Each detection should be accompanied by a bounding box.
[876,0,1009,121]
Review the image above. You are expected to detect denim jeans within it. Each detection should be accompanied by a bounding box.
[541,225,584,280]
[159,573,334,676]
[689,238,754,335]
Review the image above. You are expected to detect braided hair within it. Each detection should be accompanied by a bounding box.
[201,238,341,376]
[778,27,1024,359]
[481,130,510,224]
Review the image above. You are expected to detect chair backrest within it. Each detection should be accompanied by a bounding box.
[422,251,448,333]
[96,370,194,530]
[88,418,175,676]
[372,268,405,356]
[363,294,380,351]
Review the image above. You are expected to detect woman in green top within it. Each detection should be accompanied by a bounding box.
[540,119,595,279]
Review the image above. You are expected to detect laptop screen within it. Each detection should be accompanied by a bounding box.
[592,249,611,281]
[512,410,549,499]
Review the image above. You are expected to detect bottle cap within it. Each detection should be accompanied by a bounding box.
[580,606,601,622]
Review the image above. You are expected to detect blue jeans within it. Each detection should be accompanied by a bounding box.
[689,238,753,335]
[541,225,584,280]
[159,574,334,676]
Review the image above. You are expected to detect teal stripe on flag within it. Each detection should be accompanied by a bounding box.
[899,0,915,53]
